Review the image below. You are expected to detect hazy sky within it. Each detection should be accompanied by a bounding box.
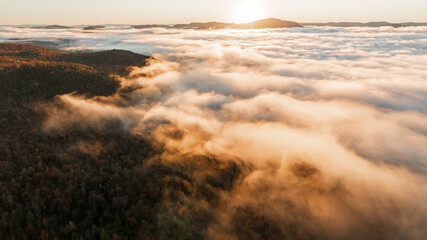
[1,0,427,25]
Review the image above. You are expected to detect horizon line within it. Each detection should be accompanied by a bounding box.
[2,18,427,26]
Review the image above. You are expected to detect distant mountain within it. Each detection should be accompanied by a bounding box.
[301,22,427,27]
[132,24,171,29]
[235,18,302,29]
[170,18,301,30]
[30,25,72,29]
[82,25,106,30]
[173,21,233,30]
[12,20,427,31]
[131,18,301,30]
[399,22,427,27]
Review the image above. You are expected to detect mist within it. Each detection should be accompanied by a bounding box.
[7,26,427,239]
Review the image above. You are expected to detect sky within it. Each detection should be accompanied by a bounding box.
[1,0,427,25]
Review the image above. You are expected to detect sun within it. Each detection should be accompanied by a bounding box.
[232,1,265,24]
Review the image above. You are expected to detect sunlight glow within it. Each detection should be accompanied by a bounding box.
[232,1,265,24]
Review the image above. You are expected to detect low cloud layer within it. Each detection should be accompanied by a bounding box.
[9,26,427,239]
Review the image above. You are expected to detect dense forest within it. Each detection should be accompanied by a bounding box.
[0,44,256,240]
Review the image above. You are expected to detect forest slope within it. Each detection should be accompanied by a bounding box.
[0,43,245,240]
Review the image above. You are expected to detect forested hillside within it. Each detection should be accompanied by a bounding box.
[0,44,247,240]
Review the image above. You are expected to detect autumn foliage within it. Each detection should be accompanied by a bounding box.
[0,44,246,240]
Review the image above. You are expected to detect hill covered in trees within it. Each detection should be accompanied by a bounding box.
[0,44,251,239]
[0,43,151,101]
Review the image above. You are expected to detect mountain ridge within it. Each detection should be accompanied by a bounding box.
[131,18,427,30]
[301,21,427,27]
[134,18,302,30]
[8,19,427,30]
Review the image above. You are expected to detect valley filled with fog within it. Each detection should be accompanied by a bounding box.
[1,25,427,239]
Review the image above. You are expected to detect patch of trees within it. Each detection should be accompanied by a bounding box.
[0,64,120,102]
[0,100,244,239]
[56,50,150,76]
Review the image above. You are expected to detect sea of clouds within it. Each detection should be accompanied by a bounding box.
[2,25,427,239]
